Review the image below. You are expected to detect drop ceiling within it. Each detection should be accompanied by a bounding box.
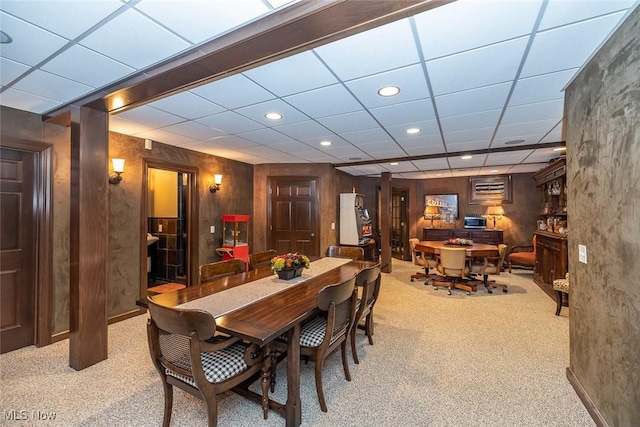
[1,0,637,178]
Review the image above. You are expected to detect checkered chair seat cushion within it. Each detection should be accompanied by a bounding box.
[277,317,345,348]
[165,342,249,387]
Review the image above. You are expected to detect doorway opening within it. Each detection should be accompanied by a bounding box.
[140,160,199,300]
[391,188,410,261]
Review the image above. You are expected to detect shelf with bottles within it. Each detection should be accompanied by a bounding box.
[534,158,567,217]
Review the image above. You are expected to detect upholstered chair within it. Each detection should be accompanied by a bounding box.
[435,247,473,295]
[553,273,569,315]
[508,235,537,272]
[409,238,438,282]
[469,244,508,293]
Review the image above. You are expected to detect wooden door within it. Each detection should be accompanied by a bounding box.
[1,148,36,353]
[269,178,319,257]
[391,189,409,260]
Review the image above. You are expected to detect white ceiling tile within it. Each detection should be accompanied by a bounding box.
[367,147,408,159]
[41,44,135,88]
[435,82,511,118]
[345,64,430,109]
[521,12,627,78]
[412,158,450,171]
[495,119,560,139]
[485,150,535,166]
[135,0,270,44]
[403,143,447,158]
[509,68,577,106]
[235,99,309,126]
[0,57,29,86]
[0,12,68,66]
[244,51,338,97]
[395,131,443,148]
[507,163,550,173]
[191,74,275,109]
[448,154,487,169]
[443,127,494,145]
[345,164,391,175]
[109,115,155,135]
[539,129,563,143]
[1,0,122,39]
[80,9,190,69]
[387,120,440,140]
[293,149,335,162]
[148,91,225,119]
[195,110,263,134]
[317,110,379,134]
[272,120,333,140]
[12,69,93,102]
[314,19,420,81]
[162,121,226,140]
[492,133,548,148]
[235,128,296,145]
[414,0,543,60]
[440,109,501,133]
[284,84,362,118]
[501,99,564,125]
[357,139,403,153]
[384,161,419,173]
[341,127,392,145]
[301,135,350,149]
[369,98,435,127]
[446,140,491,153]
[133,128,197,146]
[206,134,258,150]
[539,0,635,31]
[115,105,185,129]
[0,87,61,113]
[526,149,564,164]
[423,169,453,177]
[451,168,482,177]
[269,141,314,154]
[427,37,529,96]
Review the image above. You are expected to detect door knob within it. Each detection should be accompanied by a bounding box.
[310,233,315,239]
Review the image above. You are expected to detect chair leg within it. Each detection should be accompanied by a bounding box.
[203,394,218,427]
[350,321,360,364]
[161,381,173,427]
[483,274,492,293]
[365,312,374,345]
[314,356,328,412]
[555,290,563,316]
[508,262,512,273]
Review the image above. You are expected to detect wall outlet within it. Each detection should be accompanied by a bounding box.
[158,224,162,232]
[210,225,215,234]
[578,244,587,264]
[331,222,335,230]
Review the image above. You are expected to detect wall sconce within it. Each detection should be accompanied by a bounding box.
[485,205,505,229]
[209,174,223,193]
[423,205,440,228]
[109,158,125,184]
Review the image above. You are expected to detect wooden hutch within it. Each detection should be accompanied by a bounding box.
[532,158,568,300]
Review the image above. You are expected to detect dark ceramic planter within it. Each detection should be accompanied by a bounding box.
[276,267,303,280]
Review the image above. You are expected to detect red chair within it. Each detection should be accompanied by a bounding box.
[508,235,536,273]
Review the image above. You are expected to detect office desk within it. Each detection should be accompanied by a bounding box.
[150,258,377,426]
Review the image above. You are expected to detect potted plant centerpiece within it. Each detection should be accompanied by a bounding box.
[271,252,310,280]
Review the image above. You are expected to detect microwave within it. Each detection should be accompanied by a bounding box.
[463,216,487,229]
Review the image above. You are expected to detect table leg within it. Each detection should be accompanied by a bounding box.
[286,324,301,427]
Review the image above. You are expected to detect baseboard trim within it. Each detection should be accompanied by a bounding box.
[566,367,609,427]
[50,330,69,344]
[108,308,146,325]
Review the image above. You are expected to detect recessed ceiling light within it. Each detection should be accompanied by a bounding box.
[436,173,442,176]
[390,162,399,166]
[320,140,332,146]
[461,155,473,160]
[349,157,361,161]
[265,112,282,120]
[553,147,567,151]
[504,139,525,145]
[406,128,421,135]
[490,169,499,173]
[378,86,400,97]
[0,31,13,44]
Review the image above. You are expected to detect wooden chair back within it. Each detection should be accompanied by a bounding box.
[356,263,382,313]
[199,259,245,283]
[317,275,358,347]
[409,237,436,268]
[248,250,277,270]
[326,245,364,261]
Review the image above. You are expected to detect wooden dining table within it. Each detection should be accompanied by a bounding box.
[150,257,378,427]
[415,240,499,258]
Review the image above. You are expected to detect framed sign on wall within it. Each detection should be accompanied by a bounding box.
[424,194,459,219]
[468,175,512,205]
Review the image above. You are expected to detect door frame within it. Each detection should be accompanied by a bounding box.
[140,159,199,297]
[0,137,53,347]
[392,187,410,261]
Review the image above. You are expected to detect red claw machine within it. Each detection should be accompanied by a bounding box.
[216,215,250,270]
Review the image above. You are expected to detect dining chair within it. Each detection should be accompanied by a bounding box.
[199,259,245,283]
[469,244,508,293]
[272,274,358,412]
[326,245,364,261]
[146,297,270,427]
[248,249,277,270]
[435,247,474,295]
[409,238,438,282]
[508,235,537,272]
[350,263,382,364]
[553,273,569,315]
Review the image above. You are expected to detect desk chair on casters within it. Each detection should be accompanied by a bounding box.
[435,247,474,295]
[409,238,438,282]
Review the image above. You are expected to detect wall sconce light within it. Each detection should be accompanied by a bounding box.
[423,205,441,228]
[109,158,125,184]
[485,205,505,229]
[209,174,223,193]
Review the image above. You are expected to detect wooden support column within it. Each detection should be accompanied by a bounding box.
[69,106,109,370]
[380,172,392,273]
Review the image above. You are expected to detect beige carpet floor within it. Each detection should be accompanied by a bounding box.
[0,260,592,426]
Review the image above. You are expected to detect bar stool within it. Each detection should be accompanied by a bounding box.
[553,273,569,315]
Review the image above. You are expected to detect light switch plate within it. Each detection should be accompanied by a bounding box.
[578,244,587,264]
[210,226,215,234]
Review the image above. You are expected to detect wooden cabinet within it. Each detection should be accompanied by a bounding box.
[534,231,568,300]
[533,158,567,222]
[422,228,503,245]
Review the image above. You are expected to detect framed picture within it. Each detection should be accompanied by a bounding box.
[424,194,459,219]
[468,175,513,205]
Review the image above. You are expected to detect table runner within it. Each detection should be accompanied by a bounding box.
[176,257,352,318]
